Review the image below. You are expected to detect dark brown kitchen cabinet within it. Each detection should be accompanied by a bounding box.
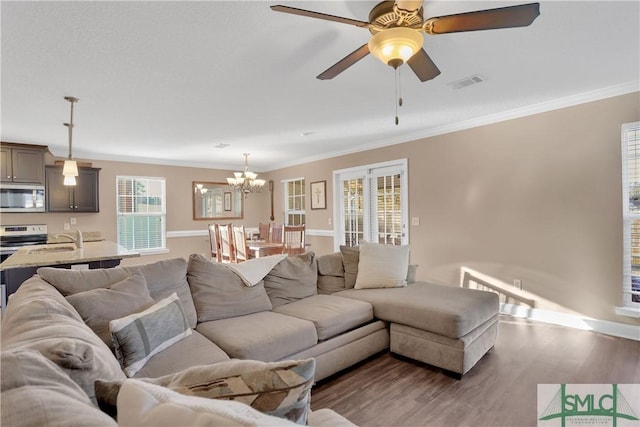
[0,143,47,184]
[45,166,100,212]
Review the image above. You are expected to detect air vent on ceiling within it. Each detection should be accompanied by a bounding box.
[214,143,230,149]
[448,74,485,90]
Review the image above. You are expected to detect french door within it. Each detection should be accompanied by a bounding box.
[333,159,408,250]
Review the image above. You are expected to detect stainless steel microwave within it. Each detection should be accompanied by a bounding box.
[0,183,45,212]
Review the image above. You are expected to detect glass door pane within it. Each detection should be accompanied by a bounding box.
[342,178,364,247]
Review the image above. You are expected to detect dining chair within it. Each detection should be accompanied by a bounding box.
[271,224,283,244]
[258,223,271,241]
[207,224,221,262]
[282,225,305,256]
[218,223,234,263]
[232,225,250,263]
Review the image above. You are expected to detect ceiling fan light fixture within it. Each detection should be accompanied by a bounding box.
[368,27,423,68]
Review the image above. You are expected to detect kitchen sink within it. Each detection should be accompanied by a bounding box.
[27,245,77,254]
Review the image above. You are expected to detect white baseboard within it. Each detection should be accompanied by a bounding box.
[501,303,640,341]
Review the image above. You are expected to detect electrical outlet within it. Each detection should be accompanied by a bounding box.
[63,223,70,230]
[328,218,332,226]
[70,217,77,225]
[411,217,420,226]
[513,279,522,289]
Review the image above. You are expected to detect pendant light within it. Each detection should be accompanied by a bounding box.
[62,96,79,186]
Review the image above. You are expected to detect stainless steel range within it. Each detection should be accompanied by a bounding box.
[0,224,48,261]
[0,224,48,311]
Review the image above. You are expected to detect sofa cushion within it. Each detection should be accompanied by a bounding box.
[38,258,199,329]
[317,252,344,277]
[1,277,126,404]
[123,257,198,329]
[1,349,117,427]
[97,358,316,425]
[196,311,318,362]
[354,242,410,289]
[264,252,318,308]
[273,295,374,341]
[65,274,154,348]
[110,293,192,377]
[187,253,273,322]
[339,246,360,289]
[337,282,499,338]
[116,379,299,427]
[132,330,229,378]
[37,266,129,295]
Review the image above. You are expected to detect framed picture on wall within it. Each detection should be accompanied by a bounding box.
[224,192,232,211]
[310,180,327,210]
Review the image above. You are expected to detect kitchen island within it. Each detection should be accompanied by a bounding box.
[1,240,139,297]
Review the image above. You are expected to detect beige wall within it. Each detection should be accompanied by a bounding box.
[269,92,640,326]
[2,92,639,325]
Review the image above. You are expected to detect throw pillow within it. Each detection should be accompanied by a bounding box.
[116,379,299,427]
[65,274,154,348]
[339,245,360,288]
[110,293,192,377]
[354,241,410,289]
[123,257,198,329]
[96,358,316,425]
[263,252,318,308]
[186,253,273,322]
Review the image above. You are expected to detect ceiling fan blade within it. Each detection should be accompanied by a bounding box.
[317,44,370,80]
[423,3,540,35]
[407,49,441,82]
[270,5,370,28]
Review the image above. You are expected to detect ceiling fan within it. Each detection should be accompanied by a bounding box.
[271,1,540,82]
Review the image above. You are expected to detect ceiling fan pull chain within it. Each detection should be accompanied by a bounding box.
[395,67,401,125]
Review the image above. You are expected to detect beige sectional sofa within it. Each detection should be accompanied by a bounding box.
[1,246,499,426]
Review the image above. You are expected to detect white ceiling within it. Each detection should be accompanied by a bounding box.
[1,1,639,172]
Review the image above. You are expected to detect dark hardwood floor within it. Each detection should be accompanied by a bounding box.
[311,316,640,427]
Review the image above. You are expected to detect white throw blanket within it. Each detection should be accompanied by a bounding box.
[224,254,288,286]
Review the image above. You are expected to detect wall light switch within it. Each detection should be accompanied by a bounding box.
[411,217,420,226]
[70,217,77,225]
[64,223,70,230]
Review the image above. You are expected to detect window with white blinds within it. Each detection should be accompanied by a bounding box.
[621,122,640,308]
[116,176,166,252]
[284,178,305,225]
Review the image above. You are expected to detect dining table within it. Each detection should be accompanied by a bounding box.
[247,240,283,258]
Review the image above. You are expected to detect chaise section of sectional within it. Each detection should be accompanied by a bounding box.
[336,282,499,376]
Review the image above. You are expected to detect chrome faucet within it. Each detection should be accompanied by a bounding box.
[54,227,84,248]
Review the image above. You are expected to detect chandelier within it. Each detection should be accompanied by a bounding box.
[226,153,266,196]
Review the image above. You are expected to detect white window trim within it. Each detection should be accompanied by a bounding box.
[332,159,409,252]
[620,121,640,316]
[116,175,167,252]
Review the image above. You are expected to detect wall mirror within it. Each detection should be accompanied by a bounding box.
[193,181,243,220]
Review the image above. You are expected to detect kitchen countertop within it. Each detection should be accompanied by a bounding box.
[0,241,140,270]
